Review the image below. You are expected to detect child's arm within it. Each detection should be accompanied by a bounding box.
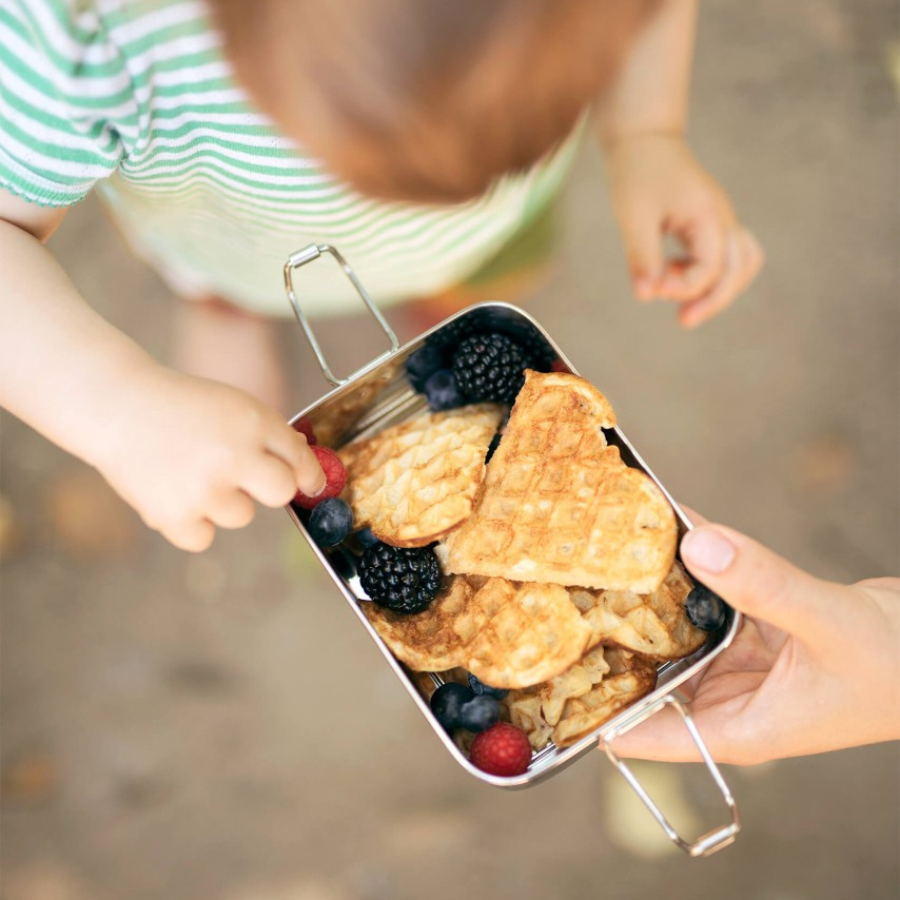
[0,189,325,551]
[597,0,763,327]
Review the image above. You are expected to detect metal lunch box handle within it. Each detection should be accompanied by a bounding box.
[284,244,400,386]
[600,693,740,857]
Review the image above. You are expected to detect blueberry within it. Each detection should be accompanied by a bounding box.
[430,682,474,731]
[405,344,447,392]
[355,527,380,549]
[685,584,728,632]
[307,497,352,548]
[424,369,465,411]
[484,433,502,464]
[457,694,501,732]
[467,672,508,700]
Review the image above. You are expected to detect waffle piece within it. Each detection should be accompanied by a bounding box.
[362,576,479,673]
[552,649,658,748]
[363,575,594,689]
[503,646,611,750]
[438,371,677,593]
[503,648,657,750]
[463,578,593,689]
[339,404,503,548]
[569,562,707,660]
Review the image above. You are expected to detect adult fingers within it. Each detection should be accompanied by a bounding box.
[680,523,847,650]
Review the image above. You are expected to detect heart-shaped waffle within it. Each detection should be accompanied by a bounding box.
[438,371,677,593]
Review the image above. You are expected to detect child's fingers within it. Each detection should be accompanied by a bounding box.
[657,218,727,302]
[680,524,847,650]
[162,518,216,553]
[240,452,304,508]
[621,206,664,300]
[208,489,256,529]
[264,422,325,497]
[677,228,759,328]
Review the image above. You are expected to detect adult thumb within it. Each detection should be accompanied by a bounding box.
[680,524,844,646]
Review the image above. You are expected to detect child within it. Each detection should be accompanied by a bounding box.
[0,0,762,552]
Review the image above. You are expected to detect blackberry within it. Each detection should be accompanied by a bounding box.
[513,329,558,372]
[452,332,529,404]
[424,317,481,357]
[358,543,442,613]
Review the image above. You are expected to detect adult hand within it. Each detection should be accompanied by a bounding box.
[612,516,900,764]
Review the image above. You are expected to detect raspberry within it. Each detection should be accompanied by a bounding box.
[293,446,347,510]
[470,722,532,776]
[293,417,317,445]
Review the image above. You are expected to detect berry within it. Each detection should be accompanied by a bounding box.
[424,369,465,411]
[355,527,381,549]
[293,417,317,445]
[430,682,474,731]
[484,433,502,464]
[513,329,557,372]
[405,344,447,392]
[458,694,501,732]
[467,672,508,700]
[308,497,353,547]
[424,317,481,356]
[358,543,442,613]
[293,446,347,510]
[452,333,529,404]
[685,584,728,631]
[470,722,532,777]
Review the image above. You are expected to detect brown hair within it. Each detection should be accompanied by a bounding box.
[212,0,655,203]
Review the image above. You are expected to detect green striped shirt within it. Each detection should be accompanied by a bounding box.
[0,0,580,315]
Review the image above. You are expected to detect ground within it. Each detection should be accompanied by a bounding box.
[1,2,898,899]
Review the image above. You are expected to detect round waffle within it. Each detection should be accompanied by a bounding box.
[363,575,593,690]
[339,404,503,548]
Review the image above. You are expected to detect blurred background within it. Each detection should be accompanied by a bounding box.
[2,1,898,899]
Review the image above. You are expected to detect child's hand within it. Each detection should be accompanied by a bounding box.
[90,363,325,552]
[604,134,763,328]
[610,515,900,764]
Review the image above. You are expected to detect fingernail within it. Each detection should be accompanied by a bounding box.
[682,527,736,573]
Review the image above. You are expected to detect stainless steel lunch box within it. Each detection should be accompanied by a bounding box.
[283,244,743,858]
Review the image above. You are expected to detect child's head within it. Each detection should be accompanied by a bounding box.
[211,0,656,204]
